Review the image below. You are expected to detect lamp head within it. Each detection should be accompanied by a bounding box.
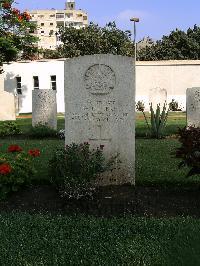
[130,17,139,22]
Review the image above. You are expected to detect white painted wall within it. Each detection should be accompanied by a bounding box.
[3,59,65,113]
[3,59,200,113]
[136,60,200,110]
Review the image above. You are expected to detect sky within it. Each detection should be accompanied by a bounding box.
[15,0,200,41]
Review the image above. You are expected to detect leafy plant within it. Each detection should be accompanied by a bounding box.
[0,121,21,137]
[52,22,134,59]
[149,103,168,138]
[57,129,65,140]
[175,126,200,177]
[49,142,115,199]
[138,103,168,139]
[0,144,40,199]
[136,101,145,112]
[28,123,57,138]
[169,99,182,111]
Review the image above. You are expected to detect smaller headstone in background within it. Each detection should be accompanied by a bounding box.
[149,87,167,110]
[0,74,16,121]
[0,91,16,121]
[32,89,57,129]
[187,87,200,127]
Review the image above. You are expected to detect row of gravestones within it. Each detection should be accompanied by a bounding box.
[32,54,200,186]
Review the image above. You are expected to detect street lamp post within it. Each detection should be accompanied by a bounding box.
[130,17,139,66]
[130,17,139,114]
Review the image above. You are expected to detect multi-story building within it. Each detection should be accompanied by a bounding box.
[29,0,88,50]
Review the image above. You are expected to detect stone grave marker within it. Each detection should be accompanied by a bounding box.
[187,87,200,127]
[149,87,167,110]
[64,54,135,185]
[32,89,57,129]
[0,73,16,121]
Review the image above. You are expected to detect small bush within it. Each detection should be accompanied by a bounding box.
[49,142,114,199]
[28,123,57,138]
[57,129,65,140]
[169,99,182,111]
[136,101,145,112]
[0,144,40,199]
[175,126,200,176]
[0,121,21,137]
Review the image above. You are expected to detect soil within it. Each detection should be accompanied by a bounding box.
[0,184,200,217]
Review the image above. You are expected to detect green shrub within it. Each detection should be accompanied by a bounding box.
[49,142,114,199]
[175,126,200,177]
[0,121,21,137]
[0,144,40,199]
[138,103,168,139]
[149,103,168,139]
[136,100,145,112]
[28,123,57,138]
[169,99,182,111]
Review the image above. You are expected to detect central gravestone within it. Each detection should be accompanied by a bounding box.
[64,54,135,185]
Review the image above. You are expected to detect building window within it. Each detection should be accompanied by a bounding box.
[50,14,55,18]
[50,22,53,26]
[41,23,44,26]
[49,30,54,36]
[41,30,44,34]
[83,16,87,20]
[38,15,44,18]
[16,76,22,94]
[50,75,57,90]
[33,76,39,89]
[56,13,64,19]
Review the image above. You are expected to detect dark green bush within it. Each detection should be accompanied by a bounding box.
[49,142,112,199]
[175,126,200,176]
[28,123,57,138]
[169,99,182,111]
[0,121,21,137]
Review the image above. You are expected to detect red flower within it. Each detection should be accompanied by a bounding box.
[22,11,31,21]
[0,163,12,175]
[100,145,104,150]
[17,15,23,22]
[12,8,20,15]
[8,145,23,153]
[28,149,40,157]
[2,2,11,9]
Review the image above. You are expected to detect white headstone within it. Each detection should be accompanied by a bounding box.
[187,87,200,127]
[64,54,135,185]
[32,89,57,129]
[0,74,16,121]
[149,87,167,110]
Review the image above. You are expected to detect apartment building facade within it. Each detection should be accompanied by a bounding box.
[29,0,88,50]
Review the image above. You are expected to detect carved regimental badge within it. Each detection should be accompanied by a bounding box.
[84,64,116,95]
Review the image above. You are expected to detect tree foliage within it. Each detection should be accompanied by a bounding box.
[138,25,200,61]
[0,0,38,70]
[48,22,135,58]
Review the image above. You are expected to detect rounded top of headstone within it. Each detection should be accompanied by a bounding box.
[84,64,116,95]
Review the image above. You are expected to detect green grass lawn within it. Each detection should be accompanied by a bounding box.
[0,214,199,265]
[0,112,199,265]
[0,111,194,185]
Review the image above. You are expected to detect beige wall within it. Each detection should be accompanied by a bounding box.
[4,59,200,113]
[136,60,200,110]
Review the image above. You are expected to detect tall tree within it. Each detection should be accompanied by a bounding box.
[51,22,135,58]
[0,0,38,72]
[138,25,200,61]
